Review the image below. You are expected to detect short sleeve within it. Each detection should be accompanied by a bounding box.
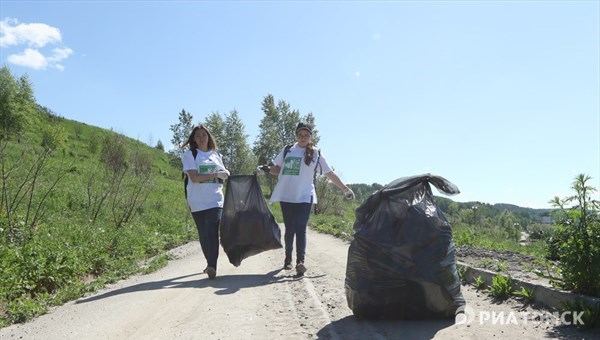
[181,150,197,173]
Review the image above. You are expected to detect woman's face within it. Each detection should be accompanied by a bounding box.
[194,128,209,150]
[296,129,311,147]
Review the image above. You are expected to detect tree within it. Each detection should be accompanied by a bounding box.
[0,66,34,141]
[253,94,321,166]
[203,111,226,148]
[168,109,194,169]
[217,110,256,175]
[169,109,194,156]
[155,140,164,151]
[498,210,519,241]
[253,94,321,193]
[253,94,281,165]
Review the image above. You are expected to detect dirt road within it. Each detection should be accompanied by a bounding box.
[1,228,590,339]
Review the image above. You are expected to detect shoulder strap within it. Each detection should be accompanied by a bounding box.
[312,149,322,216]
[283,144,293,159]
[313,149,322,180]
[183,149,199,198]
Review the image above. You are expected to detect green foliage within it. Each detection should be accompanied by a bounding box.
[479,257,494,269]
[453,226,476,246]
[41,124,68,151]
[314,176,345,216]
[452,222,547,259]
[253,94,282,166]
[0,74,193,326]
[0,66,35,141]
[141,254,169,275]
[527,223,555,240]
[549,174,600,297]
[562,300,600,329]
[486,274,512,300]
[496,260,507,272]
[169,108,194,156]
[513,286,535,303]
[210,110,257,175]
[473,275,486,290]
[100,133,128,174]
[252,94,318,167]
[310,199,356,241]
[347,183,384,202]
[457,265,467,283]
[6,295,48,324]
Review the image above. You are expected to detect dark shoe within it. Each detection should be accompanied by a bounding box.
[283,257,292,270]
[206,267,216,279]
[203,267,208,274]
[296,262,306,275]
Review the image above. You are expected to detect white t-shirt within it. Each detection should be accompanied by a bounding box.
[269,143,332,204]
[181,149,226,212]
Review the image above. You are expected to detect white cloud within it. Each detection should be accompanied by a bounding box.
[7,48,47,70]
[48,47,73,62]
[355,71,361,77]
[6,47,74,70]
[1,17,73,70]
[1,18,61,48]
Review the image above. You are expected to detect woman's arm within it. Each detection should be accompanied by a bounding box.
[270,165,282,175]
[325,171,355,200]
[324,171,349,191]
[186,170,219,183]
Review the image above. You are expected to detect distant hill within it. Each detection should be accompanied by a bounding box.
[493,203,553,216]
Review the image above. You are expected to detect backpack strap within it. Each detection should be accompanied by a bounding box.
[312,149,322,215]
[313,149,321,182]
[282,144,293,159]
[183,149,199,199]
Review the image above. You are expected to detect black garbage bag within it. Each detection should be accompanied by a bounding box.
[220,175,282,267]
[345,174,465,320]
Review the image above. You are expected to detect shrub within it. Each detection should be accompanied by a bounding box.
[513,286,535,303]
[549,174,600,297]
[473,275,486,290]
[486,274,512,300]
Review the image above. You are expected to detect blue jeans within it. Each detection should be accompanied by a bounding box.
[191,208,222,270]
[280,202,312,264]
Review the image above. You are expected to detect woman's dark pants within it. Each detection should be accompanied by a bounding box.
[280,202,312,264]
[191,207,222,270]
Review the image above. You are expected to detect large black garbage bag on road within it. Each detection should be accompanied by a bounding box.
[345,174,465,320]
[220,175,282,267]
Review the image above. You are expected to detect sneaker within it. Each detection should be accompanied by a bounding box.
[296,262,306,275]
[206,267,216,279]
[283,257,292,270]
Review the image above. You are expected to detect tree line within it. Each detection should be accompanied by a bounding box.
[166,94,319,180]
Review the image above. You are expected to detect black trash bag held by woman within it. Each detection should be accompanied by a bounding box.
[220,175,282,267]
[345,174,465,320]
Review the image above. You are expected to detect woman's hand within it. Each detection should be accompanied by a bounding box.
[343,187,355,200]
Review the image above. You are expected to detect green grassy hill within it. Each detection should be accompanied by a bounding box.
[1,105,196,326]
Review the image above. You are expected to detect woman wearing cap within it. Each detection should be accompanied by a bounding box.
[257,122,355,275]
[181,125,230,279]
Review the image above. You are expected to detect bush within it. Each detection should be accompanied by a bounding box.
[549,174,600,297]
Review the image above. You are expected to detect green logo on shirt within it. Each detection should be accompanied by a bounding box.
[282,157,301,176]
[199,165,218,183]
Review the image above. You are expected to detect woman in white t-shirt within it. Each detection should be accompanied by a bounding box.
[258,122,355,275]
[181,125,230,279]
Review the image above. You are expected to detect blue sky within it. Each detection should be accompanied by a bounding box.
[1,0,598,209]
